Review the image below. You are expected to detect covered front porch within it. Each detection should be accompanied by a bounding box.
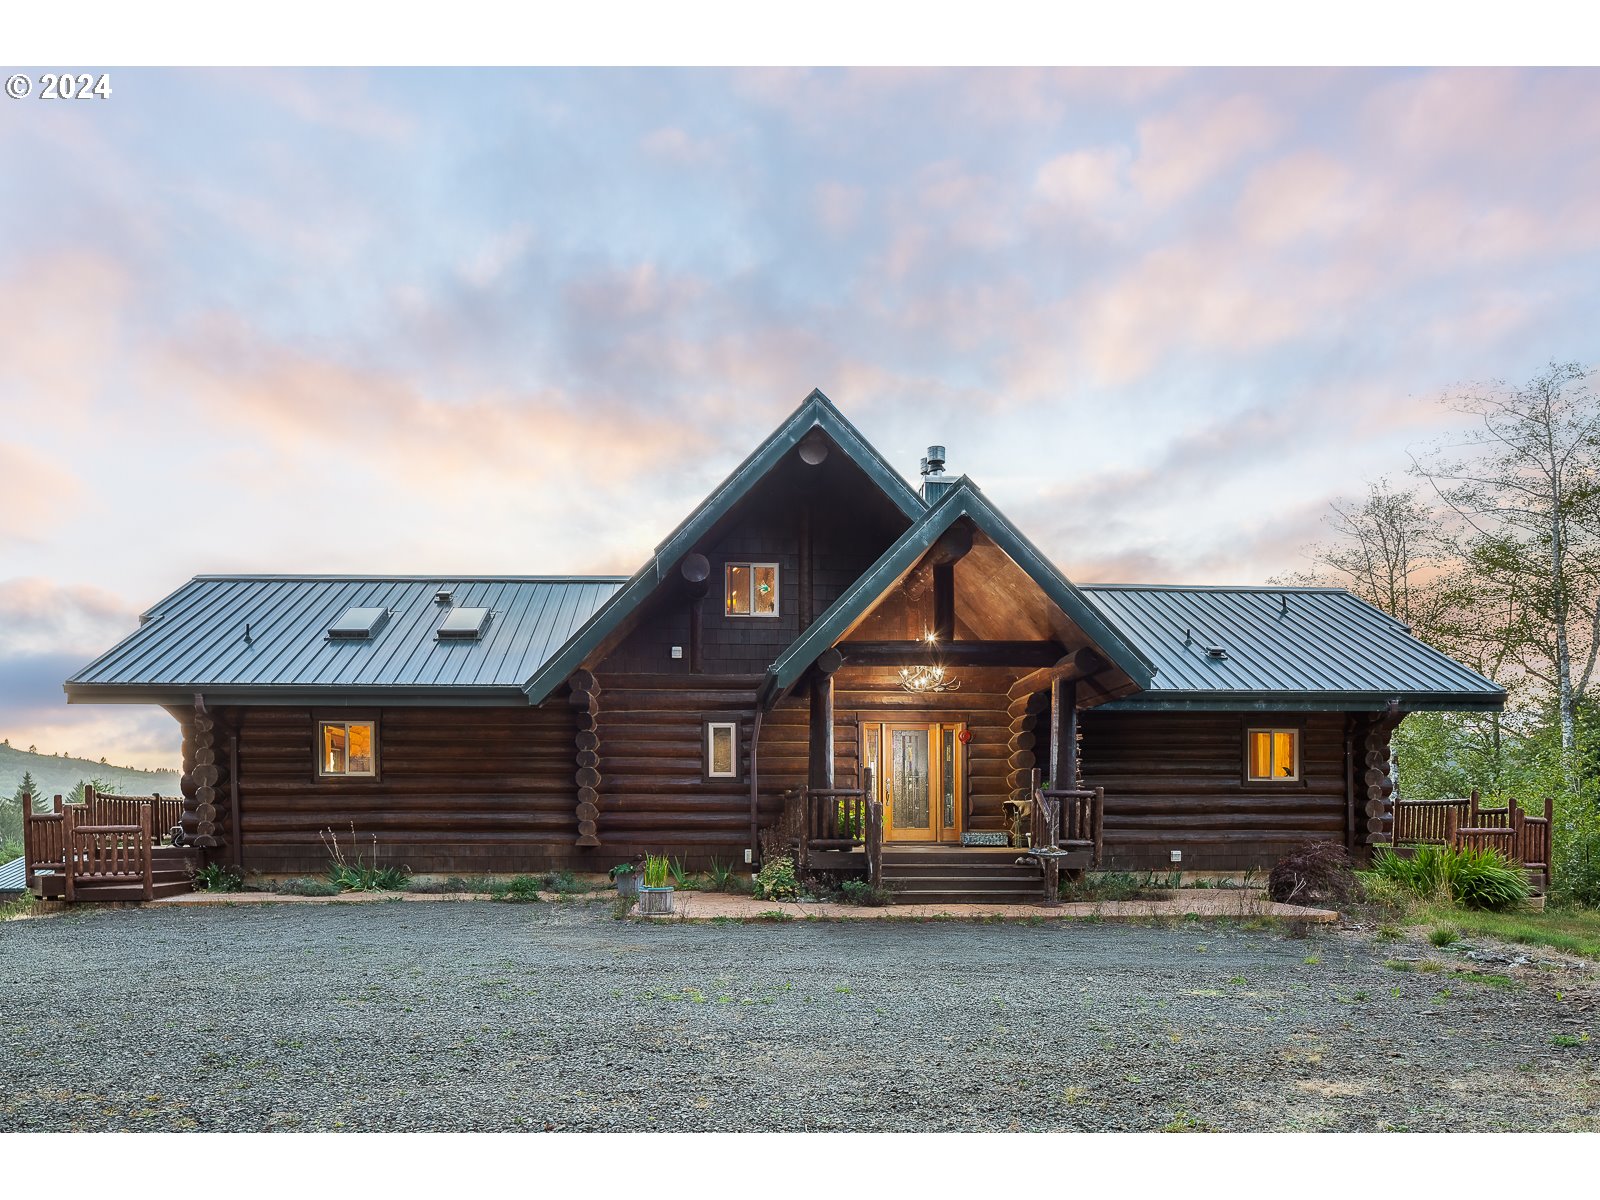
[756,488,1153,902]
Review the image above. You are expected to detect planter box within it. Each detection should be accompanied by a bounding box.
[613,873,639,899]
[638,885,675,915]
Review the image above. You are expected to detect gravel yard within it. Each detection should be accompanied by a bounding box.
[2,902,1597,1131]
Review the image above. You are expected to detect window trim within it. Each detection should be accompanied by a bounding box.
[1244,725,1301,784]
[704,718,741,781]
[312,712,382,782]
[724,561,780,619]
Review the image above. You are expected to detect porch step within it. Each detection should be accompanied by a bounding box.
[33,877,194,902]
[881,848,1047,904]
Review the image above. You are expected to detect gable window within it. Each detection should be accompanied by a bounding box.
[706,721,739,779]
[319,719,377,778]
[725,563,778,617]
[1246,728,1299,782]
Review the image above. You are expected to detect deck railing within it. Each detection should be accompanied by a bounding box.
[783,767,881,880]
[1029,769,1104,867]
[1390,791,1554,891]
[64,803,153,902]
[21,790,173,895]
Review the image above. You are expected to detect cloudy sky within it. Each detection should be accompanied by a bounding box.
[2,66,1597,767]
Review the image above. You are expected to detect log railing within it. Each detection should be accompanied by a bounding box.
[64,803,153,902]
[1391,792,1554,891]
[784,767,880,880]
[1029,769,1104,866]
[21,791,173,894]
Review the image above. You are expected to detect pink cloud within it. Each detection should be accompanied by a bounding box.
[0,444,82,543]
[1130,93,1284,208]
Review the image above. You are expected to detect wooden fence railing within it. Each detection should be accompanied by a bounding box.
[64,804,153,902]
[1390,791,1554,891]
[783,767,882,881]
[1028,769,1104,865]
[21,790,175,893]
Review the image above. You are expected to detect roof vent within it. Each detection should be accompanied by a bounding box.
[1206,645,1229,660]
[328,607,390,640]
[920,444,955,504]
[437,607,492,641]
[435,588,454,606]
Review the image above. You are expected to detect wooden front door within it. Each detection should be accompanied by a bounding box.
[869,721,964,843]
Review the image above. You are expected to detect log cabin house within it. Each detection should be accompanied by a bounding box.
[59,390,1505,902]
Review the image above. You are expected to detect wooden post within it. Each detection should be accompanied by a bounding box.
[808,669,835,791]
[569,670,602,847]
[932,562,954,642]
[141,804,154,901]
[864,767,882,885]
[748,706,764,865]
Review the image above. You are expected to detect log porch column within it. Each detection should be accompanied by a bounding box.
[1049,677,1078,790]
[808,648,843,791]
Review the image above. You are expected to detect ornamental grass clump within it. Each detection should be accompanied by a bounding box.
[321,825,410,892]
[1366,844,1530,912]
[642,854,672,889]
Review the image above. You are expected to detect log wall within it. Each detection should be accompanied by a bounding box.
[1079,709,1350,871]
[232,705,582,875]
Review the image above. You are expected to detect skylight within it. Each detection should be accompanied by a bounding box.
[437,607,492,641]
[328,607,390,640]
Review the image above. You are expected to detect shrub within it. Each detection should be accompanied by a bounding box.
[489,875,543,902]
[1367,844,1530,911]
[542,870,593,895]
[839,878,895,907]
[753,854,799,901]
[192,863,244,893]
[704,859,749,894]
[1060,871,1165,902]
[1268,841,1356,906]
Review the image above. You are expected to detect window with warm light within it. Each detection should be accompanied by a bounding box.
[1246,728,1299,781]
[725,562,778,617]
[319,720,377,777]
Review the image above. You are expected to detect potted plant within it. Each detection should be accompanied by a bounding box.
[638,853,674,915]
[610,861,640,899]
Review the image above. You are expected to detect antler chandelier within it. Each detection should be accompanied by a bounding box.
[899,664,961,693]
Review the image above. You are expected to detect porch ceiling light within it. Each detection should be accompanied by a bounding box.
[899,663,960,693]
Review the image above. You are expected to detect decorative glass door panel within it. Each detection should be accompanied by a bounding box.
[869,721,964,842]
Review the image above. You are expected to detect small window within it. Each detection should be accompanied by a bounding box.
[1246,728,1299,781]
[706,721,738,779]
[437,607,492,640]
[320,720,377,777]
[725,562,778,618]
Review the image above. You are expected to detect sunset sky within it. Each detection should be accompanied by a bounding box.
[3,66,1597,768]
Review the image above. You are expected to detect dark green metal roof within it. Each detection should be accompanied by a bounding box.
[763,479,1158,701]
[521,388,926,703]
[1082,585,1506,712]
[65,576,624,705]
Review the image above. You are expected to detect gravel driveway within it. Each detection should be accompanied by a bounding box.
[2,902,1596,1131]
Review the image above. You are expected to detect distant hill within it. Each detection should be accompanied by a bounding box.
[1,743,180,805]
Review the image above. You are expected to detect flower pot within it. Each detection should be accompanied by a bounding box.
[614,873,639,899]
[638,885,675,915]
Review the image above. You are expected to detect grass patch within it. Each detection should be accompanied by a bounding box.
[403,875,476,894]
[261,877,341,896]
[1428,925,1460,947]
[1404,902,1600,961]
[752,909,795,922]
[1551,1032,1591,1048]
[192,863,244,892]
[0,893,38,921]
[488,876,544,903]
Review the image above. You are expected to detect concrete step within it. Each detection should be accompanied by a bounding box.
[889,888,1047,905]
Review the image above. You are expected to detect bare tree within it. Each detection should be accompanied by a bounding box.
[1412,361,1600,760]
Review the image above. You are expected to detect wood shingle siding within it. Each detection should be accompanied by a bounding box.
[1080,710,1349,871]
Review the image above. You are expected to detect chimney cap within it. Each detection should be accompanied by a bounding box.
[921,445,947,476]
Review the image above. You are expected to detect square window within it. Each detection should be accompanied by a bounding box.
[319,720,377,777]
[707,721,738,779]
[725,562,778,618]
[1246,728,1299,781]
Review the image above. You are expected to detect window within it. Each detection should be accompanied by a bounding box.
[706,721,739,779]
[725,562,778,617]
[328,607,389,640]
[437,607,492,640]
[319,720,377,777]
[1246,728,1299,781]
